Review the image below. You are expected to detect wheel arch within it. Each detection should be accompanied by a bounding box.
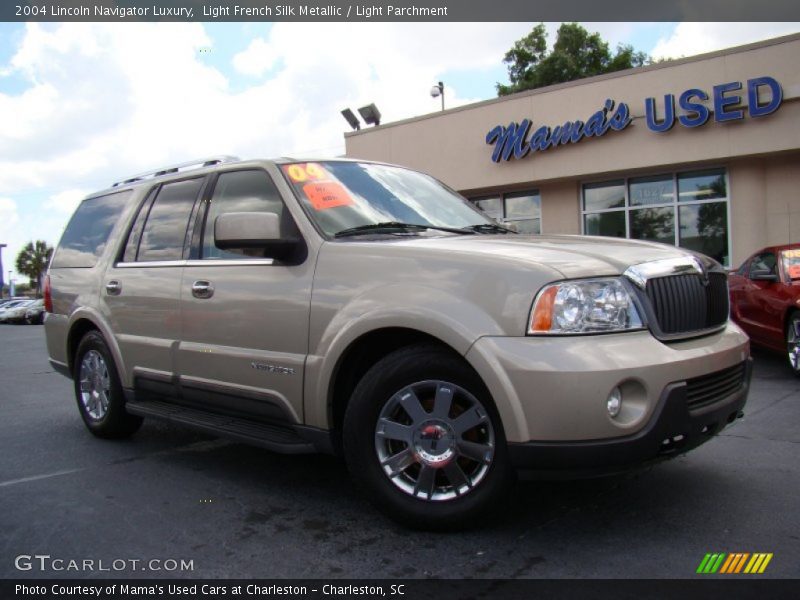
[784,306,800,336]
[323,327,489,454]
[66,310,127,384]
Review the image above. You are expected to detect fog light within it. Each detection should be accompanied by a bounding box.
[607,387,622,418]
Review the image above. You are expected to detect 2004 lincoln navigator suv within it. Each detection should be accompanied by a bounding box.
[44,156,751,528]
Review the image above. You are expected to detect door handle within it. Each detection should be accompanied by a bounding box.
[191,280,214,299]
[106,280,122,296]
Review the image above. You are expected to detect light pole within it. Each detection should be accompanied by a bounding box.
[0,244,6,299]
[7,270,12,298]
[430,81,445,111]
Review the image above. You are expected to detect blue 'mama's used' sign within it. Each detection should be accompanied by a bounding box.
[486,99,632,162]
[487,76,783,162]
[645,76,782,132]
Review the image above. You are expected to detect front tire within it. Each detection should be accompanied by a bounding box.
[787,312,800,377]
[343,344,514,530]
[73,331,143,438]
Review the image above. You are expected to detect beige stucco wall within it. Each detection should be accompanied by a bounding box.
[346,34,800,190]
[766,154,800,247]
[726,153,800,265]
[345,33,800,265]
[728,158,768,266]
[540,180,580,235]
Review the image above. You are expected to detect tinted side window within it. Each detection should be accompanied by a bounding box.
[51,191,132,268]
[122,195,151,263]
[736,261,749,276]
[749,253,777,278]
[138,179,204,262]
[202,170,293,259]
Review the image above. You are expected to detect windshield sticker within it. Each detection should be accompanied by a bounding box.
[787,264,800,279]
[783,249,800,259]
[284,163,328,183]
[303,181,354,211]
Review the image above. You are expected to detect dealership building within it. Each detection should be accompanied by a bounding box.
[344,33,800,268]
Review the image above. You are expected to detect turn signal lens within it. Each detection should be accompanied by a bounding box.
[530,286,557,332]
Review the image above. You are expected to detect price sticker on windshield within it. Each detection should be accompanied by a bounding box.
[784,249,800,259]
[303,181,354,211]
[284,163,328,183]
[787,265,800,279]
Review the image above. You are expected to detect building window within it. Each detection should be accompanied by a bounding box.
[581,168,729,266]
[471,190,541,233]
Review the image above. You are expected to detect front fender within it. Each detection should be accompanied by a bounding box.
[303,284,506,430]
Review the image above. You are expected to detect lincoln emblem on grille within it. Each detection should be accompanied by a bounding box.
[623,256,708,289]
[691,256,711,287]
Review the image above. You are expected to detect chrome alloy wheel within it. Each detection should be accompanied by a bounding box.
[79,350,111,420]
[374,380,495,502]
[788,319,800,373]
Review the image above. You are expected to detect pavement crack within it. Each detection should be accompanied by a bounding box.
[720,433,800,444]
[745,390,799,417]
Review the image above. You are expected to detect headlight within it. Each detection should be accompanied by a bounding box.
[528,278,643,335]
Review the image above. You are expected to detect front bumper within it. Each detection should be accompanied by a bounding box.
[508,358,751,475]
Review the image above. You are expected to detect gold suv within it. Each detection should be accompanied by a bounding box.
[44,157,751,529]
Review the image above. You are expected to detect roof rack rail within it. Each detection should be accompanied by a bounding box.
[111,155,240,187]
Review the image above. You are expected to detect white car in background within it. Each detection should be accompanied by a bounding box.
[0,299,36,324]
[25,299,46,324]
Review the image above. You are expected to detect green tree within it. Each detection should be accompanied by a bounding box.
[15,240,53,297]
[497,23,650,96]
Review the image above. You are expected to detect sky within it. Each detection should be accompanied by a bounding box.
[0,20,799,283]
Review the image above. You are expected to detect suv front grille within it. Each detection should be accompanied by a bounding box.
[645,272,728,336]
[685,362,747,411]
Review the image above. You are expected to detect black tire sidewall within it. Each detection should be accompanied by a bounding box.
[788,312,800,376]
[73,331,141,437]
[343,344,514,529]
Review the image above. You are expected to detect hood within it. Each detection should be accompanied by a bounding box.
[364,233,704,279]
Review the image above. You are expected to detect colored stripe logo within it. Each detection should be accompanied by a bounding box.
[697,553,773,574]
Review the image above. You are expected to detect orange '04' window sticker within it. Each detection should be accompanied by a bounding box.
[303,181,354,211]
[787,265,800,279]
[284,163,327,183]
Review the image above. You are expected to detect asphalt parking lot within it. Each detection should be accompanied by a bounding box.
[0,325,798,579]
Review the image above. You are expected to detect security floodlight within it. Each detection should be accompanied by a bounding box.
[430,81,444,111]
[341,108,361,131]
[358,103,382,127]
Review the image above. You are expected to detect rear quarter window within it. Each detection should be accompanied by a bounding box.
[51,191,133,268]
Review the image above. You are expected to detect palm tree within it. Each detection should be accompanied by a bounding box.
[15,240,53,297]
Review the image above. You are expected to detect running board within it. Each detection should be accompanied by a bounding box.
[125,399,316,454]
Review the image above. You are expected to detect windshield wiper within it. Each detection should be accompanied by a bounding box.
[462,223,516,234]
[334,222,474,238]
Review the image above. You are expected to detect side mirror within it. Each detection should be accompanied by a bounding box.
[214,212,301,261]
[750,269,778,282]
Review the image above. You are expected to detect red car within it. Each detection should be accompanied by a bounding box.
[729,244,800,374]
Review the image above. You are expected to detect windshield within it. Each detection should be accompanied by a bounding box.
[280,161,494,237]
[783,249,800,281]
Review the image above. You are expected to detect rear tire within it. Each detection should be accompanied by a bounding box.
[343,344,515,530]
[787,312,800,377]
[73,331,143,438]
